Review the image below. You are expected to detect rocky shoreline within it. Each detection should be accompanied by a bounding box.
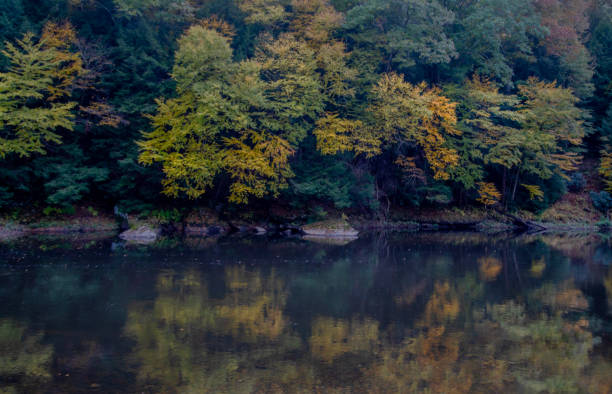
[0,208,605,245]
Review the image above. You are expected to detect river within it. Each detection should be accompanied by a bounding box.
[0,232,611,392]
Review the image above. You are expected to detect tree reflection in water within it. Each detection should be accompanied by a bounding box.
[0,233,611,392]
[0,319,53,393]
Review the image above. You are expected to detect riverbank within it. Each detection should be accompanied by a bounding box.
[1,200,607,243]
[0,216,119,240]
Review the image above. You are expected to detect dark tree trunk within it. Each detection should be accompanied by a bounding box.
[502,167,507,209]
[511,168,521,202]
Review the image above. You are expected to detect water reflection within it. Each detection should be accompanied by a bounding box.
[0,319,53,393]
[0,233,611,392]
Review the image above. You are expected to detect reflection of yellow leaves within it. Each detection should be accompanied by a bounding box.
[529,258,546,278]
[478,257,503,281]
[421,282,460,326]
[156,269,202,292]
[531,280,589,312]
[215,266,287,341]
[225,266,257,290]
[217,295,285,340]
[419,325,460,368]
[310,317,379,362]
[125,267,292,391]
[366,324,471,393]
[0,319,53,381]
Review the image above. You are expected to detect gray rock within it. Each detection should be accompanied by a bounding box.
[302,219,359,238]
[254,226,267,234]
[119,226,161,243]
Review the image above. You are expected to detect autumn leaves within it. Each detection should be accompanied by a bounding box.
[139,1,356,204]
[0,23,80,158]
[136,0,587,207]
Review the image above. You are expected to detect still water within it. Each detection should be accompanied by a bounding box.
[1,232,612,393]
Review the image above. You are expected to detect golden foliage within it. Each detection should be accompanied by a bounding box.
[223,131,295,204]
[140,27,306,203]
[79,101,122,127]
[315,41,356,101]
[313,113,374,156]
[41,21,84,100]
[238,0,288,25]
[600,151,612,192]
[138,94,225,199]
[476,182,502,206]
[519,78,584,144]
[314,73,461,183]
[464,75,585,198]
[199,16,236,38]
[371,73,460,180]
[522,184,545,201]
[290,0,343,45]
[395,155,427,183]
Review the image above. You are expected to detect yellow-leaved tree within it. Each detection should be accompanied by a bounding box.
[600,151,612,192]
[141,2,361,204]
[476,182,502,207]
[315,72,461,181]
[139,25,318,203]
[0,22,82,158]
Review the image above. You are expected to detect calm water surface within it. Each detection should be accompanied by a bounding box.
[1,232,612,393]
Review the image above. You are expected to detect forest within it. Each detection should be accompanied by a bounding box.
[1,0,611,221]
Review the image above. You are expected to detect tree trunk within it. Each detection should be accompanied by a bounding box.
[502,167,507,209]
[511,168,521,202]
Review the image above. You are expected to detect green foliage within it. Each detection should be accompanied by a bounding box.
[33,144,109,207]
[344,0,457,73]
[151,208,182,224]
[113,0,196,21]
[0,0,607,214]
[452,76,586,205]
[422,183,454,205]
[591,191,612,214]
[0,185,12,208]
[567,172,586,193]
[42,205,75,217]
[0,0,25,70]
[291,139,377,209]
[519,174,566,212]
[452,0,544,87]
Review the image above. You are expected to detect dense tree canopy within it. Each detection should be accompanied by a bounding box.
[0,0,609,214]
